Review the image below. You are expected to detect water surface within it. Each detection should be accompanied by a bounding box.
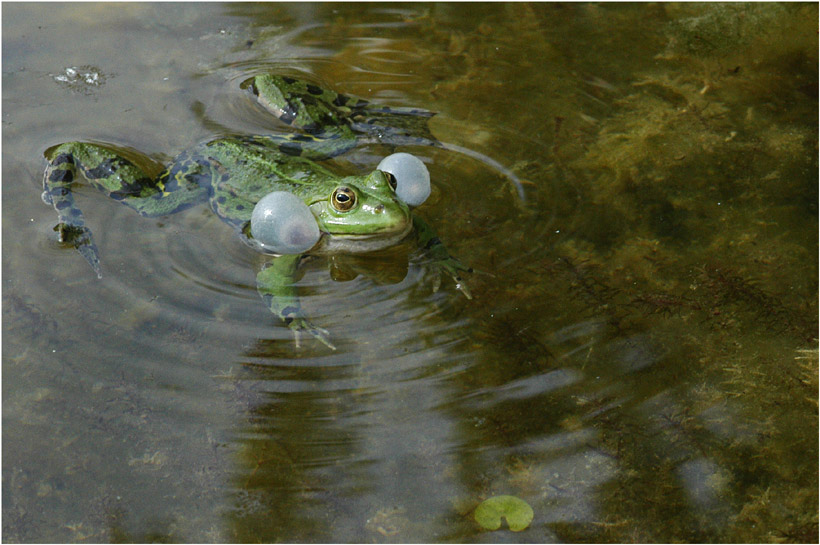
[3,3,817,542]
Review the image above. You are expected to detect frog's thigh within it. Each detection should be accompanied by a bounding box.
[47,142,157,197]
[138,154,213,217]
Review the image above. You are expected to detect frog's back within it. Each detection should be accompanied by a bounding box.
[196,136,330,185]
[193,136,345,225]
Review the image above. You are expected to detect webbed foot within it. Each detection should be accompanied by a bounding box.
[54,223,102,278]
[413,215,473,299]
[287,317,336,350]
[432,257,473,300]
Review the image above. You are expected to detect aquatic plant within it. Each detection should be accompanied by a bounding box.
[474,495,534,532]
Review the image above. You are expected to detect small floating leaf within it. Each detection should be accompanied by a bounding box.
[474,495,534,532]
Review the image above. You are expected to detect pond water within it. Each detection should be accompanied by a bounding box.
[2,3,817,543]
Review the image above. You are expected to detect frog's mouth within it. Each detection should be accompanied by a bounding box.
[314,221,413,254]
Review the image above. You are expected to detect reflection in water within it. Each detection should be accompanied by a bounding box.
[229,321,475,542]
[224,280,760,541]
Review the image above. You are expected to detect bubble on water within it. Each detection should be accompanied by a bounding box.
[50,65,108,94]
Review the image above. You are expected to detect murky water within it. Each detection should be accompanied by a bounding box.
[3,3,817,543]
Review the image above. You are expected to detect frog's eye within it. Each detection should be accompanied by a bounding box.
[332,187,356,212]
[385,172,398,191]
[251,191,320,254]
[377,152,431,207]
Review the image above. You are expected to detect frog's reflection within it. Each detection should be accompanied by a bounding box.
[326,245,412,286]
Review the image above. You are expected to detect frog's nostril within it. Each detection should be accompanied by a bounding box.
[375,204,385,213]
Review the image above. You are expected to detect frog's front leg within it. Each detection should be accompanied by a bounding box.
[256,255,336,350]
[413,215,473,299]
[43,142,210,276]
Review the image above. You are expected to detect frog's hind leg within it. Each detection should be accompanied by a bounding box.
[43,142,208,277]
[247,74,525,201]
[43,143,142,277]
[247,74,438,158]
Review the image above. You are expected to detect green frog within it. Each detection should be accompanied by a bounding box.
[42,74,483,349]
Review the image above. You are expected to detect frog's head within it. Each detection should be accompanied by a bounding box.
[250,156,432,255]
[308,170,413,253]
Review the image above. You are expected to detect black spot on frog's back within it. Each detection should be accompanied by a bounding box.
[52,154,74,166]
[306,84,324,95]
[85,158,122,179]
[49,169,73,183]
[277,100,300,125]
[332,94,350,107]
[278,141,303,157]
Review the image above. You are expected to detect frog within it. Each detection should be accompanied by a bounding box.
[42,74,486,349]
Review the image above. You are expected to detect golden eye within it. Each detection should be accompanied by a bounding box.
[332,187,356,211]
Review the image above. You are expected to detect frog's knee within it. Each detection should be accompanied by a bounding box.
[45,141,84,161]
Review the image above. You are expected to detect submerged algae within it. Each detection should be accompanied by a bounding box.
[423,3,817,542]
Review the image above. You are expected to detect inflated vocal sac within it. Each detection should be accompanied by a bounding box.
[250,191,320,254]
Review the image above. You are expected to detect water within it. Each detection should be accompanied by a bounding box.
[3,3,817,542]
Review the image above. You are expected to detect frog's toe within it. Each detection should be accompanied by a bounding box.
[309,326,336,351]
[454,278,472,300]
[80,246,103,279]
[431,273,442,294]
[440,269,472,299]
[439,262,473,299]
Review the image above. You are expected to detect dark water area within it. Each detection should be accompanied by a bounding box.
[3,3,817,542]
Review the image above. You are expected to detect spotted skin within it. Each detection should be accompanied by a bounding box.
[42,74,470,348]
[250,74,438,147]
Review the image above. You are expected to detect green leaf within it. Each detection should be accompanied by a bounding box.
[474,495,534,532]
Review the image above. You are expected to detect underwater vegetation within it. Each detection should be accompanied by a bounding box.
[403,3,817,542]
[230,4,816,542]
